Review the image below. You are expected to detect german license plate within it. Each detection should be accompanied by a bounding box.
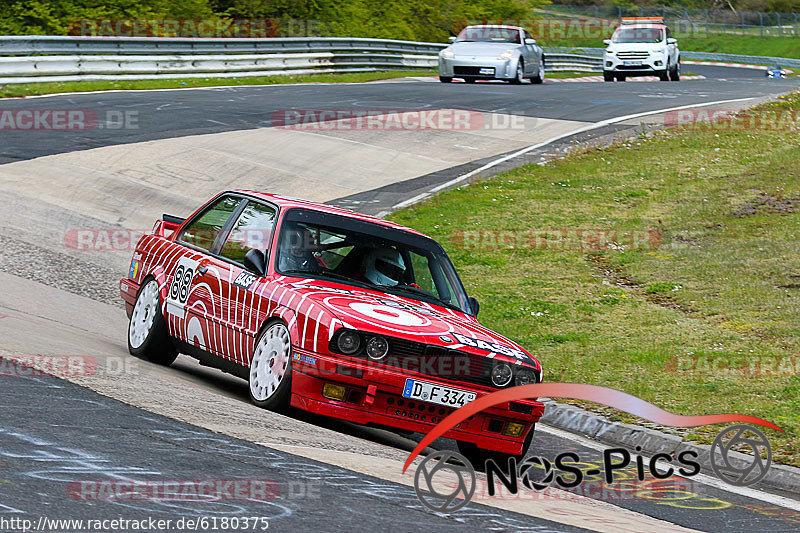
[479,67,495,75]
[623,61,642,66]
[402,379,477,408]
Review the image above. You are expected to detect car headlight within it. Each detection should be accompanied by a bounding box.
[441,50,454,59]
[515,368,538,386]
[498,50,515,60]
[491,361,513,387]
[337,330,361,354]
[365,336,389,360]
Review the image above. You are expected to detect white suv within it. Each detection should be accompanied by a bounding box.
[603,17,680,82]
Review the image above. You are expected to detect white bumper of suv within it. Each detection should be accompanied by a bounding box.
[604,49,668,73]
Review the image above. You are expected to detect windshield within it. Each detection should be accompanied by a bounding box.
[456,26,521,44]
[612,28,663,43]
[276,208,470,313]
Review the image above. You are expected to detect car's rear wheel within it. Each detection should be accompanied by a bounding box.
[603,71,614,82]
[511,60,525,84]
[128,278,177,365]
[456,425,535,469]
[249,321,293,410]
[439,76,453,83]
[531,59,545,84]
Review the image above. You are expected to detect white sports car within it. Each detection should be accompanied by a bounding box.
[438,25,545,84]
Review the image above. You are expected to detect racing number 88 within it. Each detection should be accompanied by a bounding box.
[170,265,194,304]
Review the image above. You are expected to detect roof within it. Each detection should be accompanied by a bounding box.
[463,24,524,31]
[232,190,426,236]
[620,17,667,27]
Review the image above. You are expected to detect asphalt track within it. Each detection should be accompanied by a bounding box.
[1,64,799,532]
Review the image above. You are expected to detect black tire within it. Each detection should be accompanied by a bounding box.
[464,78,476,83]
[603,71,614,82]
[670,59,681,81]
[658,70,669,81]
[248,321,293,411]
[510,60,525,84]
[439,76,452,83]
[127,278,178,365]
[615,74,626,82]
[457,424,535,469]
[531,58,545,84]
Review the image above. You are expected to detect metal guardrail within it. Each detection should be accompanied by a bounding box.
[0,36,606,83]
[1,37,795,83]
[0,36,447,56]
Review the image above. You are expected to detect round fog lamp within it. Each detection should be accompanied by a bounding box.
[365,336,389,360]
[515,368,538,386]
[337,331,361,354]
[491,361,513,387]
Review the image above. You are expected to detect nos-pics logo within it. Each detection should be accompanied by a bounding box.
[413,424,773,513]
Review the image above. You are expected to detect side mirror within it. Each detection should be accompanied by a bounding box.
[243,249,267,276]
[467,296,480,317]
[525,38,536,45]
[448,36,457,43]
[603,38,611,45]
[667,38,677,45]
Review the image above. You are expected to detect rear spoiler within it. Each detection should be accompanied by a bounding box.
[152,214,185,237]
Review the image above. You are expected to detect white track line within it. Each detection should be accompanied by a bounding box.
[389,96,756,211]
[538,423,800,512]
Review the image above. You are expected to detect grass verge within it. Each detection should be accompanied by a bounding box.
[389,92,800,466]
[0,70,436,98]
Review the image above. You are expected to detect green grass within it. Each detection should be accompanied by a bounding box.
[389,92,800,466]
[0,70,437,98]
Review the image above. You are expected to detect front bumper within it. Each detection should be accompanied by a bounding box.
[439,57,516,80]
[604,55,666,76]
[289,347,545,454]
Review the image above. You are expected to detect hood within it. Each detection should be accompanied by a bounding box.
[283,278,539,369]
[607,41,663,52]
[448,41,520,57]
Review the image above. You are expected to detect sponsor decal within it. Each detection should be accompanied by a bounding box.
[451,332,527,360]
[292,353,317,366]
[129,259,140,280]
[233,271,258,290]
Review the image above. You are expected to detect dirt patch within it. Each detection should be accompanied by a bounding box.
[731,194,800,217]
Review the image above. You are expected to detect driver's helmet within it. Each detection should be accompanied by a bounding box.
[282,225,313,257]
[363,247,406,286]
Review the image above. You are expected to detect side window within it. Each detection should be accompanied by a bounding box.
[219,201,277,265]
[180,196,242,252]
[666,27,672,39]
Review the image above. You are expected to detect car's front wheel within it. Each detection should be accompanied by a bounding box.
[510,60,525,84]
[128,278,177,365]
[531,59,545,84]
[603,71,614,82]
[249,321,293,410]
[669,59,681,81]
[439,76,453,83]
